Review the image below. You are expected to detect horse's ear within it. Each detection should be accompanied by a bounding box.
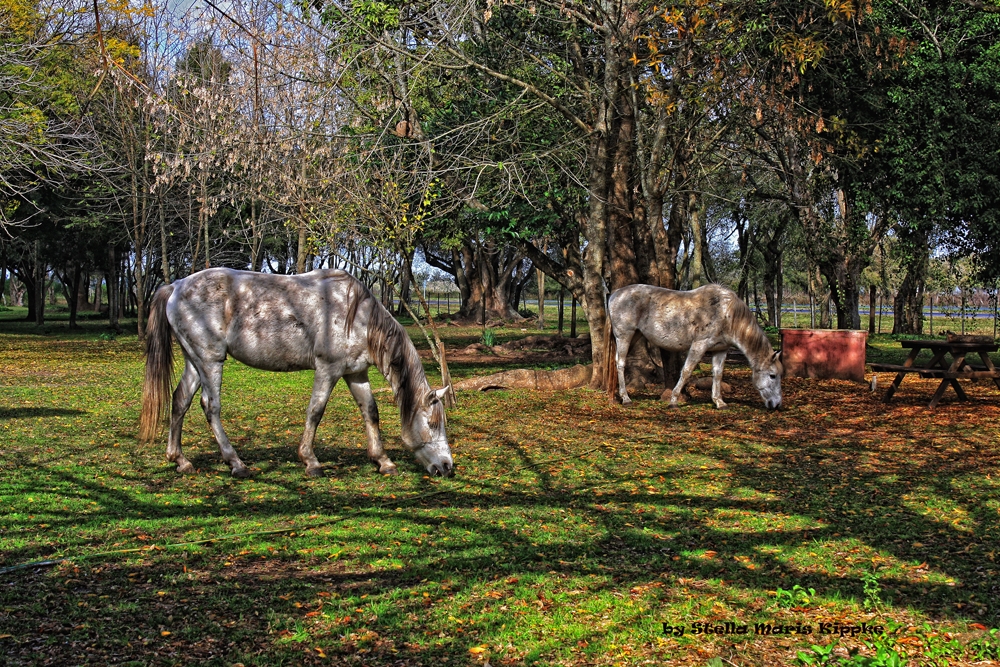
[427,386,450,405]
[773,350,784,375]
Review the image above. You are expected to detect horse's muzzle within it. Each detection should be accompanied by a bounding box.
[430,461,455,477]
[765,399,782,410]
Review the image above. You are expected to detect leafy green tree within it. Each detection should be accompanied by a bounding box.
[868,1,1000,330]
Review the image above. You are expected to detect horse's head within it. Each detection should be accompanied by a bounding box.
[401,386,454,476]
[752,350,783,409]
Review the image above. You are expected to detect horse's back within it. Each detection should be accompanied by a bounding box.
[609,283,736,351]
[166,268,370,373]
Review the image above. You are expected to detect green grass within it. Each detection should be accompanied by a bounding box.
[2,312,1000,665]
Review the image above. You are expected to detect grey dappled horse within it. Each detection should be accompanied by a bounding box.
[140,268,454,478]
[604,284,782,410]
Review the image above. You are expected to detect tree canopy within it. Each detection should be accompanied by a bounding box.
[2,0,999,373]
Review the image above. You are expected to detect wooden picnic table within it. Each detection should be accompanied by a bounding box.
[871,339,1000,408]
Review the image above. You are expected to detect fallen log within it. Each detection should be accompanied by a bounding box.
[453,364,593,392]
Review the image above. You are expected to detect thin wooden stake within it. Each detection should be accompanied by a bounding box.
[437,340,457,408]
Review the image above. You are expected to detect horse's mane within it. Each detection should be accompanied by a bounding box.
[351,278,428,426]
[725,291,774,368]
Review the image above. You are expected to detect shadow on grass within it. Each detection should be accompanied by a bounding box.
[3,349,1000,664]
[0,407,88,420]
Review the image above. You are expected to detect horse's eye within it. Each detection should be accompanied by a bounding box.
[769,374,777,380]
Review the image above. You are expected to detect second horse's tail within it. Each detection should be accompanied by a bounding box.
[602,315,618,404]
[139,285,175,442]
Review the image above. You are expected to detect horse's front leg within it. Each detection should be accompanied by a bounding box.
[710,351,728,409]
[199,361,250,478]
[344,371,397,475]
[167,360,200,474]
[298,367,337,478]
[668,343,710,408]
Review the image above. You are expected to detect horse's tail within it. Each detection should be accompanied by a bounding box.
[602,313,618,403]
[139,284,175,443]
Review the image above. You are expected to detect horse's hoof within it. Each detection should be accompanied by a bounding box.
[305,466,324,478]
[621,398,632,407]
[231,466,251,479]
[714,401,728,409]
[379,464,399,475]
[176,462,195,474]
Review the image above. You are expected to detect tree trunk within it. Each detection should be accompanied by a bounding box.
[452,247,470,310]
[689,194,706,289]
[893,229,929,335]
[77,270,90,311]
[34,240,44,326]
[762,219,788,328]
[133,170,148,339]
[536,258,545,329]
[441,239,526,322]
[0,248,7,305]
[22,272,37,321]
[396,247,414,316]
[93,274,103,313]
[607,97,639,291]
[582,130,612,388]
[296,214,308,274]
[108,245,121,333]
[661,190,689,290]
[605,85,670,390]
[868,284,877,334]
[159,196,170,282]
[558,288,565,335]
[813,266,832,329]
[249,200,263,273]
[68,263,82,328]
[762,250,784,329]
[834,280,861,330]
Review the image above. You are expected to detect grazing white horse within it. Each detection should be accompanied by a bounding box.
[140,268,454,478]
[604,284,782,410]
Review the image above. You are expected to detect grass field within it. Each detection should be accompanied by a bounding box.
[2,308,1000,666]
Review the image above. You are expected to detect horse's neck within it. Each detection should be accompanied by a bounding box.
[379,342,430,410]
[733,327,771,371]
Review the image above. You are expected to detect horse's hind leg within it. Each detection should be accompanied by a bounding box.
[615,329,636,405]
[167,360,200,474]
[198,361,250,478]
[345,372,397,475]
[298,367,337,478]
[710,351,728,409]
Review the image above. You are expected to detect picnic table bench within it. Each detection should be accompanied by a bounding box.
[872,338,1000,408]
